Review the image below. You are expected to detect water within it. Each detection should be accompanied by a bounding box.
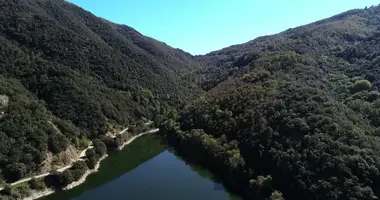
[40,135,242,200]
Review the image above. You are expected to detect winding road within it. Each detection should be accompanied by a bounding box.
[0,126,159,191]
[0,146,94,191]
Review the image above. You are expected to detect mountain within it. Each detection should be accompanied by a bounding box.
[0,0,200,183]
[166,5,380,200]
[3,1,380,200]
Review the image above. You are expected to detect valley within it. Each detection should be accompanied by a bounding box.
[2,0,380,200]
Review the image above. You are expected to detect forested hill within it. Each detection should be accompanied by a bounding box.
[166,5,380,200]
[4,0,380,199]
[196,7,380,91]
[0,0,200,183]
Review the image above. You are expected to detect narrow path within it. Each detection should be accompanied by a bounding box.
[0,146,93,190]
[111,127,129,138]
[0,127,158,191]
[79,146,94,158]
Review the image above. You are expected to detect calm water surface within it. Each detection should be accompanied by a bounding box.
[40,135,242,200]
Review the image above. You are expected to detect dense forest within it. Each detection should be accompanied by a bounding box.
[164,4,380,200]
[0,0,199,190]
[3,0,380,200]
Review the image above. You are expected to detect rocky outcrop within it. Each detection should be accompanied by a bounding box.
[0,95,9,107]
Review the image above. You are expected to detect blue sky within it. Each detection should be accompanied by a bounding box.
[68,0,379,55]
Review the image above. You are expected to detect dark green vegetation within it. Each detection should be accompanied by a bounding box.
[40,135,241,200]
[3,0,380,200]
[0,0,198,185]
[165,5,380,200]
[40,135,167,200]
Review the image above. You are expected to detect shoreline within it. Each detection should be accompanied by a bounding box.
[23,155,108,200]
[63,154,108,190]
[22,128,159,200]
[117,128,159,150]
[23,189,55,200]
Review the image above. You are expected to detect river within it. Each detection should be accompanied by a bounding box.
[39,135,243,200]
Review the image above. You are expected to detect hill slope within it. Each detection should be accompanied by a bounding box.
[0,0,199,183]
[167,5,380,200]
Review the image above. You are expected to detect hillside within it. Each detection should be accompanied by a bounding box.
[166,5,380,200]
[3,1,380,200]
[0,0,199,184]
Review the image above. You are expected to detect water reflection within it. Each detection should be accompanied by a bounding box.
[40,135,243,200]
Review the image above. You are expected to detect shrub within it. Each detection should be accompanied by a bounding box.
[270,190,284,200]
[93,139,107,156]
[0,177,4,187]
[14,183,30,197]
[4,163,27,182]
[58,170,74,188]
[352,80,372,93]
[86,154,100,170]
[48,133,69,154]
[85,148,100,169]
[3,184,14,195]
[29,178,46,191]
[70,161,88,181]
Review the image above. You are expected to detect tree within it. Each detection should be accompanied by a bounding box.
[85,148,100,169]
[4,163,27,182]
[70,161,88,181]
[93,139,107,156]
[57,170,74,188]
[167,108,178,120]
[270,191,284,200]
[86,154,100,170]
[29,178,46,191]
[48,132,69,154]
[352,80,372,93]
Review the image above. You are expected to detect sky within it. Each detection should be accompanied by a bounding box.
[68,0,380,55]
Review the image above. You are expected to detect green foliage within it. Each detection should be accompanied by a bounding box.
[29,178,46,191]
[270,191,284,200]
[250,175,272,189]
[2,185,14,196]
[85,149,100,169]
[78,137,91,150]
[352,80,372,93]
[4,163,27,182]
[129,120,148,134]
[3,0,380,200]
[57,170,74,188]
[13,183,31,197]
[173,6,380,200]
[48,132,70,154]
[93,139,107,157]
[0,78,56,181]
[1,183,30,199]
[0,0,200,182]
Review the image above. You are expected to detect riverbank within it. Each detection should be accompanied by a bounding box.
[0,145,94,192]
[37,145,243,200]
[63,154,108,190]
[117,128,159,150]
[24,189,55,200]
[22,155,108,200]
[22,128,159,200]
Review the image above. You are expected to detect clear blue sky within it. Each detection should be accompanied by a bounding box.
[68,0,379,55]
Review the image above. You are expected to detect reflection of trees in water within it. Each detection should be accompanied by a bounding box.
[41,135,166,200]
[168,147,243,200]
[214,182,225,191]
